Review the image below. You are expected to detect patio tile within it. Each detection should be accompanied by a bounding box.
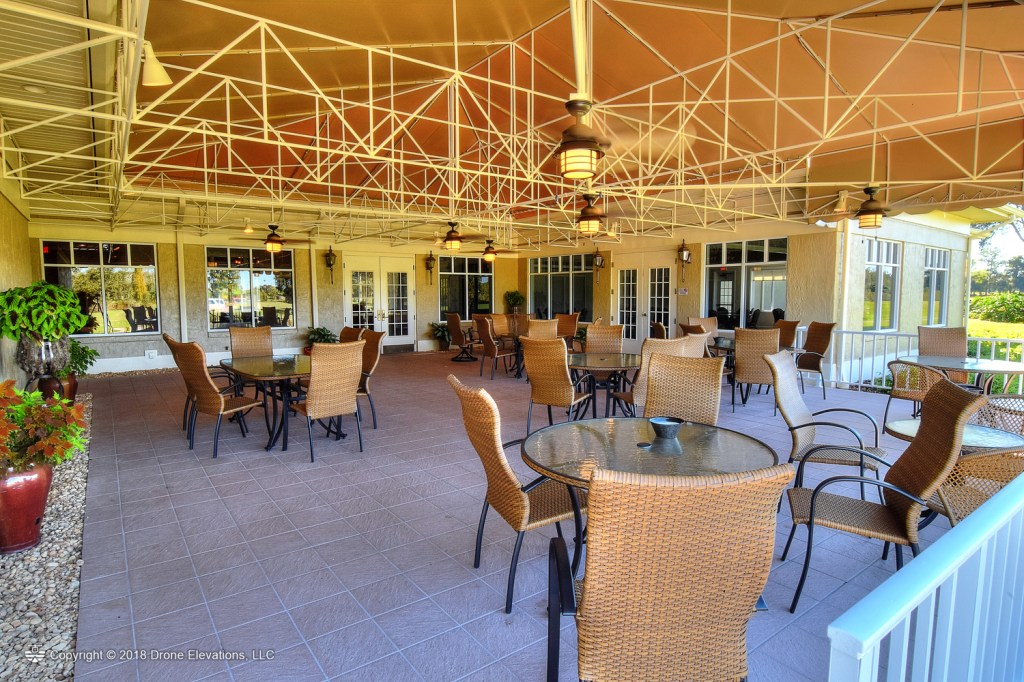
[217,612,304,662]
[131,577,204,621]
[337,652,421,681]
[198,561,268,601]
[373,597,458,648]
[134,604,215,650]
[307,620,398,677]
[231,643,325,681]
[403,627,496,682]
[350,574,426,617]
[76,596,131,639]
[208,584,285,631]
[289,591,368,639]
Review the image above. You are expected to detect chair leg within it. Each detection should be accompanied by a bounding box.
[479,355,485,376]
[547,541,562,682]
[182,396,192,431]
[212,414,223,459]
[474,502,489,568]
[367,393,378,429]
[491,357,498,380]
[547,405,554,426]
[506,531,526,614]
[354,406,364,452]
[882,541,890,561]
[307,416,315,462]
[554,522,563,539]
[188,406,198,450]
[882,395,894,427]
[780,523,798,560]
[894,544,904,569]
[526,401,533,436]
[236,411,247,437]
[790,522,814,613]
[821,374,827,401]
[731,378,736,413]
[799,372,806,395]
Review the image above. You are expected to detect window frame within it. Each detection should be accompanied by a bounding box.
[863,238,902,332]
[205,246,296,332]
[921,247,950,327]
[528,254,594,321]
[703,238,788,328]
[437,256,494,321]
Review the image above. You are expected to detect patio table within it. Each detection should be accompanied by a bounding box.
[884,418,1024,450]
[568,353,641,417]
[220,354,310,451]
[899,355,1024,394]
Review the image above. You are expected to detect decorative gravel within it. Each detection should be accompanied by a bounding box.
[0,395,92,682]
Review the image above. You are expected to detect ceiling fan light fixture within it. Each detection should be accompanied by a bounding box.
[443,222,462,251]
[554,100,605,180]
[855,186,887,229]
[141,41,172,87]
[243,218,254,234]
[482,240,497,262]
[577,193,605,235]
[264,224,284,253]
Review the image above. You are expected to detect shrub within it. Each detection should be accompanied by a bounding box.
[969,293,1024,324]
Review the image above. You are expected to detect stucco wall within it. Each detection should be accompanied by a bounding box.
[0,192,33,383]
[787,231,841,326]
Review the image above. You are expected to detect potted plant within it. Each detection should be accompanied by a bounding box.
[504,290,526,314]
[305,326,338,354]
[0,281,89,390]
[430,321,451,351]
[0,380,86,553]
[40,339,99,401]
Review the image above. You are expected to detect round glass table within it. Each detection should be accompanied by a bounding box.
[884,418,1024,449]
[567,353,641,418]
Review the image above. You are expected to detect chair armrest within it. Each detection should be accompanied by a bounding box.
[572,373,594,393]
[809,476,928,517]
[502,438,525,451]
[795,444,891,486]
[790,422,865,449]
[548,537,576,616]
[521,474,549,493]
[813,408,880,446]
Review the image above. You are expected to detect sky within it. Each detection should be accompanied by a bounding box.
[970,223,1024,267]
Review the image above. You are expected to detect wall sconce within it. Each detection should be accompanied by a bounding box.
[325,246,337,284]
[677,241,692,280]
[424,251,436,285]
[592,249,605,283]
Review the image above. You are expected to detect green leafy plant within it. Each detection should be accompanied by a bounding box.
[0,281,89,342]
[503,290,526,309]
[429,321,451,342]
[0,380,86,474]
[56,339,100,379]
[306,326,338,344]
[969,293,1024,324]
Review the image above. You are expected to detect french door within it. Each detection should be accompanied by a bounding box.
[613,252,676,354]
[341,255,416,347]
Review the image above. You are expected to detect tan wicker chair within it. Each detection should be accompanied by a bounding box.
[774,319,800,348]
[765,351,884,498]
[547,464,794,681]
[610,337,691,416]
[733,328,780,409]
[918,325,972,385]
[446,313,479,362]
[649,321,667,339]
[783,380,986,612]
[229,325,273,357]
[555,312,580,347]
[644,355,726,425]
[292,340,365,460]
[679,323,706,336]
[688,316,719,337]
[581,324,624,415]
[338,326,365,342]
[167,336,262,458]
[527,319,559,338]
[476,316,515,379]
[448,375,584,614]
[520,337,591,435]
[883,360,947,424]
[357,329,386,428]
[796,321,836,399]
[165,332,236,433]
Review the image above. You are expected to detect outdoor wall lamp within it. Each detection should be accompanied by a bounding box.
[592,249,605,283]
[325,246,337,284]
[424,251,436,285]
[678,241,692,269]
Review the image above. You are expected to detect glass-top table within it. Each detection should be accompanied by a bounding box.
[900,355,1024,393]
[884,418,1024,450]
[220,354,311,451]
[567,353,641,418]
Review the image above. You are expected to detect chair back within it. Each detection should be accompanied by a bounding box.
[688,316,718,337]
[491,314,510,337]
[679,323,706,336]
[631,338,691,413]
[261,306,277,326]
[527,319,559,338]
[680,333,712,358]
[887,360,946,401]
[230,325,273,358]
[511,313,530,336]
[774,320,800,348]
[764,351,816,455]
[304,341,364,420]
[918,325,967,357]
[971,395,1024,434]
[644,355,725,425]
[447,375,528,529]
[649,321,667,339]
[173,339,225,415]
[586,324,624,353]
[475,317,501,357]
[520,337,574,407]
[359,329,387,389]
[555,312,579,339]
[734,328,780,385]
[339,326,365,342]
[591,317,603,326]
[885,380,985,542]
[577,464,794,681]
[446,313,469,346]
[796,321,836,370]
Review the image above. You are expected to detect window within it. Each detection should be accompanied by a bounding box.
[704,238,788,329]
[922,248,949,326]
[863,238,901,331]
[528,254,594,321]
[439,256,492,320]
[42,241,159,335]
[206,247,294,330]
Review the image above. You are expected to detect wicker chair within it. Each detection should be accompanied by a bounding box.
[227,325,273,407]
[527,319,559,339]
[765,351,884,498]
[520,337,592,435]
[649,321,667,339]
[783,380,986,612]
[583,324,624,416]
[446,313,479,361]
[448,375,584,614]
[547,465,793,681]
[338,326,365,342]
[686,316,719,356]
[918,325,972,386]
[732,328,780,409]
[164,333,236,435]
[291,340,365,460]
[555,312,580,347]
[168,336,262,458]
[610,337,692,416]
[883,360,947,424]
[644,355,726,425]
[476,316,516,379]
[774,319,800,348]
[679,323,706,336]
[357,329,386,428]
[796,321,836,399]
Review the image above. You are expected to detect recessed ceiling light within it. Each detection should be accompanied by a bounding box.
[22,84,47,95]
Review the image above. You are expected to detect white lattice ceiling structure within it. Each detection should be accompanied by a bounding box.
[1,0,1023,248]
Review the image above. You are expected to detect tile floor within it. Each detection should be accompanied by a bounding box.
[70,351,951,681]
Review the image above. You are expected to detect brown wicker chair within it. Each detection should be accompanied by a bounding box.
[357,329,386,429]
[883,359,947,424]
[527,319,559,338]
[796,321,836,400]
[446,312,479,362]
[338,326,365,342]
[547,464,794,681]
[610,337,693,416]
[164,332,233,433]
[774,319,800,348]
[783,379,986,612]
[476,316,515,379]
[555,312,580,347]
[686,317,719,356]
[167,336,262,458]
[291,340,365,460]
[583,324,624,415]
[229,325,273,357]
[520,337,592,435]
[649,321,667,339]
[918,325,973,386]
[679,323,706,336]
[448,375,584,614]
[766,351,884,498]
[644,355,726,425]
[733,328,780,410]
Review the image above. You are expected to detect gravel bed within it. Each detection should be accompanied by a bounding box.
[0,395,92,682]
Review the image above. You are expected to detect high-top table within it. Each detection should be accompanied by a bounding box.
[220,354,310,451]
[568,353,641,418]
[900,355,1024,394]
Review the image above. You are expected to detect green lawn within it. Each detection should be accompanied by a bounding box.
[967,318,1024,392]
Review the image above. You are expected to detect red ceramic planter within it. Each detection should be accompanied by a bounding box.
[0,464,54,553]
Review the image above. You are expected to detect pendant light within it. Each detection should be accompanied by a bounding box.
[482,240,497,262]
[141,41,172,87]
[442,221,462,251]
[577,193,604,234]
[553,100,605,180]
[855,187,887,229]
[264,224,284,253]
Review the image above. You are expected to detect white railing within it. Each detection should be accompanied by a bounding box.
[827,330,1024,394]
[827,473,1024,682]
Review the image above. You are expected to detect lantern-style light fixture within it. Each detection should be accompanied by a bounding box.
[577,193,605,234]
[264,224,284,253]
[325,246,337,284]
[424,251,436,284]
[592,249,606,283]
[482,240,497,263]
[243,218,254,234]
[855,186,887,229]
[677,241,692,265]
[554,99,606,180]
[443,221,462,251]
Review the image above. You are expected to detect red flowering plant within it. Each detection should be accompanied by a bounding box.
[0,379,86,476]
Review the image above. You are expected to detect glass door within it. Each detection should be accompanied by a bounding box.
[614,252,677,354]
[343,255,416,346]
